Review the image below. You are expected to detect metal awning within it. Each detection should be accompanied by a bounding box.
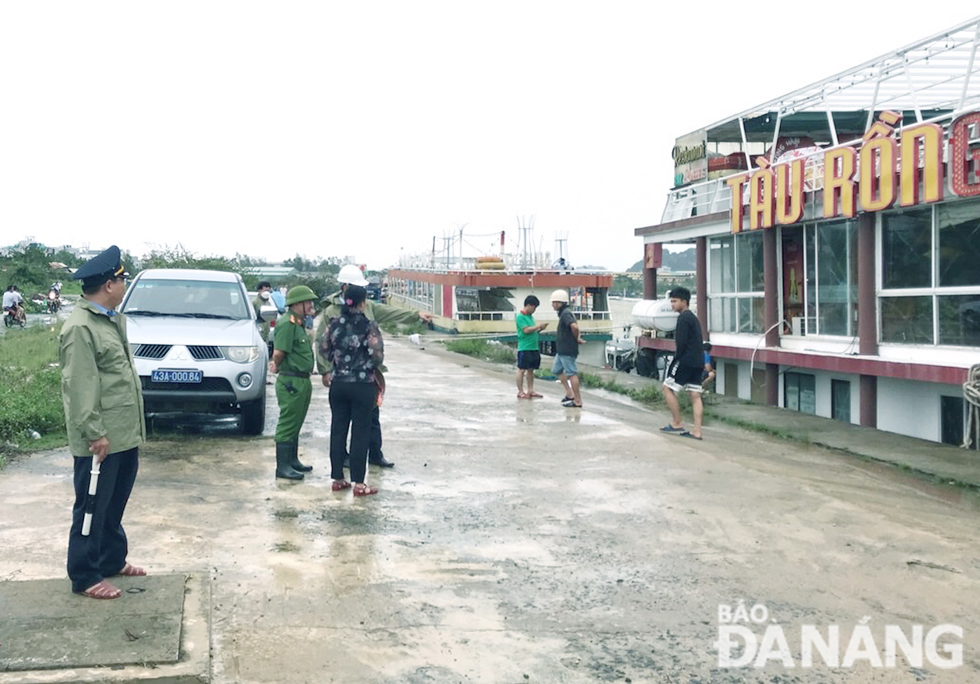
[701,15,980,143]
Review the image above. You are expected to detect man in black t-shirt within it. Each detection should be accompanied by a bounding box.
[660,287,705,440]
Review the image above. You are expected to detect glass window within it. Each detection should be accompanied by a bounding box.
[805,225,816,334]
[880,296,933,344]
[709,233,763,334]
[881,208,932,289]
[937,199,980,287]
[938,294,980,347]
[736,231,764,293]
[709,236,735,294]
[738,297,764,333]
[816,221,857,336]
[708,297,735,333]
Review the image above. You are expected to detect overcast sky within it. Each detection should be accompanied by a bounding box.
[1,3,976,271]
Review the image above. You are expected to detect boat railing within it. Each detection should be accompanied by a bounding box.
[456,310,611,322]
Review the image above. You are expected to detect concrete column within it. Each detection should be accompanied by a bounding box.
[696,237,707,335]
[860,374,877,427]
[643,266,657,300]
[766,363,779,406]
[643,242,660,300]
[764,228,778,347]
[857,213,877,356]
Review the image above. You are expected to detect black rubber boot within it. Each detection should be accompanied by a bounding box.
[289,442,312,473]
[275,443,304,480]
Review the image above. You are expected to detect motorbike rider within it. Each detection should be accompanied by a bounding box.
[48,283,62,312]
[3,285,25,320]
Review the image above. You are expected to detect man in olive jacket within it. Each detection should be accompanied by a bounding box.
[60,246,146,600]
[315,264,431,468]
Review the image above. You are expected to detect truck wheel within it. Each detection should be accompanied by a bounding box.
[634,349,656,378]
[241,393,266,435]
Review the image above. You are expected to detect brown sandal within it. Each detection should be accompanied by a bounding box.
[332,480,352,491]
[117,562,146,577]
[79,580,122,600]
[353,484,378,497]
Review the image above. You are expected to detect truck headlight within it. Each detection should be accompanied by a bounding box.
[221,346,261,363]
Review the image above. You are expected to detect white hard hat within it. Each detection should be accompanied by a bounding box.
[338,264,369,286]
[550,289,569,303]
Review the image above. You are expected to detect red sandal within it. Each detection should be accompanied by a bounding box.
[353,484,378,497]
[79,580,122,600]
[332,480,352,491]
[117,562,146,577]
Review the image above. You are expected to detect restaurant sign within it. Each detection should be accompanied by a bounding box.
[726,110,980,233]
[673,128,707,187]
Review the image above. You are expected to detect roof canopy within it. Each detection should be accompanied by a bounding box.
[700,15,980,145]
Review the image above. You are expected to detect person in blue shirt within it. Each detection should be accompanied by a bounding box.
[702,342,716,390]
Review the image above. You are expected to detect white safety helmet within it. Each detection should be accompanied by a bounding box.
[550,289,569,303]
[338,264,369,286]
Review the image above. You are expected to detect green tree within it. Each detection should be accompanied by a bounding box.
[141,245,261,289]
[0,245,62,297]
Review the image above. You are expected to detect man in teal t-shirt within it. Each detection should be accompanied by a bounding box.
[515,295,548,399]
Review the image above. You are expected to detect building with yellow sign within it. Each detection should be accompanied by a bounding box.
[635,15,980,446]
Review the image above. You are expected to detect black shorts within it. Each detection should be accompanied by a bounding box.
[664,362,704,393]
[517,350,541,370]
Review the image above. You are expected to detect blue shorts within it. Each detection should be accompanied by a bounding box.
[552,354,578,377]
[517,350,541,370]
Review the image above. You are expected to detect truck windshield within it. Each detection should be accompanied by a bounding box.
[122,279,250,320]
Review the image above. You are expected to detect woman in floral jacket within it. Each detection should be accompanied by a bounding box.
[319,284,385,496]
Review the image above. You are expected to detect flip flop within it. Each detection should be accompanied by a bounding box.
[679,431,703,440]
[660,425,686,434]
[528,392,543,398]
[517,392,529,399]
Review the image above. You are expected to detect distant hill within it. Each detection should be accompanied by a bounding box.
[626,248,695,273]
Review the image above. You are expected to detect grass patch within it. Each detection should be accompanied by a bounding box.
[444,338,517,364]
[703,410,807,443]
[577,371,678,409]
[0,323,67,462]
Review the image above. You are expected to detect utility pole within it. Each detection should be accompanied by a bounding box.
[455,223,468,269]
[555,232,568,268]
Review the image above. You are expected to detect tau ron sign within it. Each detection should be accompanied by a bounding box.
[725,110,980,233]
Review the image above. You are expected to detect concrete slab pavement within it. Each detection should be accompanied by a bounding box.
[0,574,209,684]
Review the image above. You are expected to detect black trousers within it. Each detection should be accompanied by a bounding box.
[368,405,383,460]
[342,402,384,462]
[67,447,139,593]
[329,382,375,483]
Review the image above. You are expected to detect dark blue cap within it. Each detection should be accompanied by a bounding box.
[73,245,129,288]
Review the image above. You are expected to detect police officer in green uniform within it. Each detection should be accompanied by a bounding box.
[60,245,147,599]
[270,285,317,480]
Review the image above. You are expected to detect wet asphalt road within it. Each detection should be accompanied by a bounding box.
[1,338,980,683]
